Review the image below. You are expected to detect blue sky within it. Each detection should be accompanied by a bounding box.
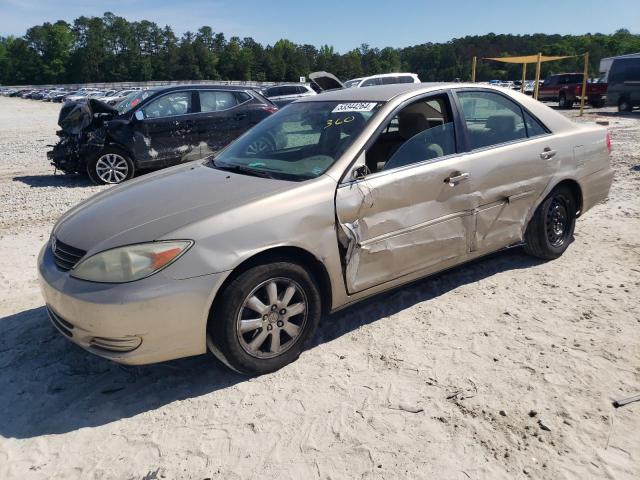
[0,0,638,52]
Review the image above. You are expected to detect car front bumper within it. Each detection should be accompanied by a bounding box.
[37,243,228,365]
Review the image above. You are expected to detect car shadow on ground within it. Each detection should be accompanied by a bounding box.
[0,248,542,439]
[13,174,94,188]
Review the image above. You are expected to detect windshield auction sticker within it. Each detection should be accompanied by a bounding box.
[332,102,378,113]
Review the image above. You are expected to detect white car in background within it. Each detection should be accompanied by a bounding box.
[344,73,421,88]
[101,89,139,106]
[258,84,316,108]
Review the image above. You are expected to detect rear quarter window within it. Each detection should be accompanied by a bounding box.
[235,91,252,103]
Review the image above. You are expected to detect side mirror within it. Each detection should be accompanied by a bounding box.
[133,110,144,121]
[352,164,369,180]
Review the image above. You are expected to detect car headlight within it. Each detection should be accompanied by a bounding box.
[71,241,193,283]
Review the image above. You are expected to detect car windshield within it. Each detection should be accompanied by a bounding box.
[208,101,383,181]
[117,90,153,114]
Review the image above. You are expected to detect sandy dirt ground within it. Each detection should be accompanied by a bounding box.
[0,96,638,480]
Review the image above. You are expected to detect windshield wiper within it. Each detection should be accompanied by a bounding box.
[209,159,277,179]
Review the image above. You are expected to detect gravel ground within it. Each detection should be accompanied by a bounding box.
[0,96,638,479]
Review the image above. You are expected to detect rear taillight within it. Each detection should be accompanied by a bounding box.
[606,132,612,154]
[575,85,581,95]
[261,105,278,114]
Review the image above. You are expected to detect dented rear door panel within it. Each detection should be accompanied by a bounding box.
[469,135,565,252]
[335,155,476,294]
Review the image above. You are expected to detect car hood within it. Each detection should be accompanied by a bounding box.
[309,71,345,92]
[58,99,120,135]
[53,162,293,254]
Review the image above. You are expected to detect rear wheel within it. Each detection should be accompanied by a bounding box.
[208,261,322,375]
[524,186,577,260]
[558,93,573,109]
[87,147,135,185]
[618,97,632,113]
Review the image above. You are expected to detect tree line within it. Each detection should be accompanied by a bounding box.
[1,12,639,86]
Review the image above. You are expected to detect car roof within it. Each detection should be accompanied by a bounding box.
[297,82,577,133]
[149,84,257,93]
[297,82,450,102]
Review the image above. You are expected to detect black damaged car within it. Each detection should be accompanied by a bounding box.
[48,85,279,184]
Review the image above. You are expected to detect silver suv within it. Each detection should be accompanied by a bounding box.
[260,84,316,107]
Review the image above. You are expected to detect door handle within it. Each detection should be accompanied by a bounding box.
[444,172,470,186]
[235,113,248,120]
[540,148,557,160]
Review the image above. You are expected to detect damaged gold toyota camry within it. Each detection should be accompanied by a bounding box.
[38,83,613,375]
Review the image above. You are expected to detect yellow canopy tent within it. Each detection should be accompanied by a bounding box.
[472,53,590,115]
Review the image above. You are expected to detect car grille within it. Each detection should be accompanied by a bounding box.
[47,306,74,338]
[52,237,86,271]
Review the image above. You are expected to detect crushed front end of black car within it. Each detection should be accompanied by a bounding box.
[47,99,119,174]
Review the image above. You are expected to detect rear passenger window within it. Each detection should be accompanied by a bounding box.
[381,76,399,85]
[457,91,526,149]
[398,76,415,83]
[200,91,238,112]
[524,111,548,137]
[266,87,282,97]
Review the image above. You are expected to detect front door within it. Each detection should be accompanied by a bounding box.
[335,93,474,294]
[132,90,198,167]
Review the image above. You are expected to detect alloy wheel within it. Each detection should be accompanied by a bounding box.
[95,153,129,184]
[236,277,307,359]
[246,138,272,155]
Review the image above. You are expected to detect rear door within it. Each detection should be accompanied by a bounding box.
[195,89,252,157]
[132,90,198,167]
[454,89,562,252]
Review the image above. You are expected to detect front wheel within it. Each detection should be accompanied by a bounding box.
[245,134,276,156]
[523,186,577,260]
[208,261,322,375]
[87,147,135,185]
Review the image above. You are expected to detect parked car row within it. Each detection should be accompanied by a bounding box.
[0,86,146,103]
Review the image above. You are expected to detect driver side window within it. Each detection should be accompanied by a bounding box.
[365,95,456,173]
[141,91,192,119]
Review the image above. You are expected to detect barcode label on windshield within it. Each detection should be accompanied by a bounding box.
[332,102,377,113]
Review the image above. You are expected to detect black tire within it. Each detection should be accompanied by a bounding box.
[208,261,322,375]
[590,99,605,109]
[87,146,135,185]
[558,93,573,109]
[523,186,577,260]
[618,97,632,113]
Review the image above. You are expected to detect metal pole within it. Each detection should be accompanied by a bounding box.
[521,62,527,93]
[579,52,589,116]
[471,56,477,83]
[534,52,542,100]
